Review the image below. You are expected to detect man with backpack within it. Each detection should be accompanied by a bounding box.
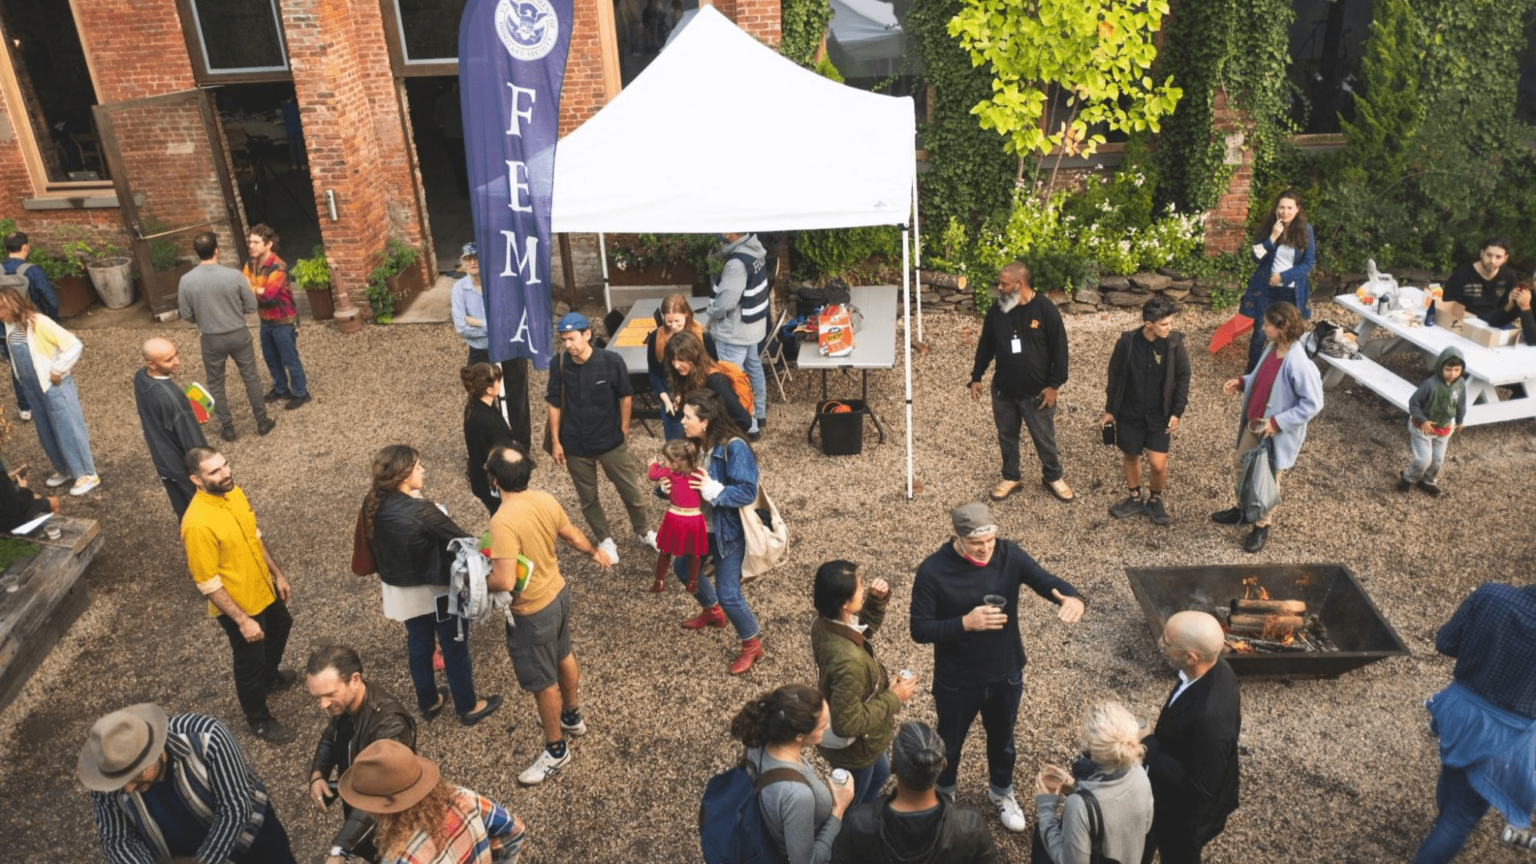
[547,312,656,564]
[707,233,771,436]
[2,230,60,422]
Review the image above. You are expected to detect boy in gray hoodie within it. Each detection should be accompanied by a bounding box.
[1399,346,1466,496]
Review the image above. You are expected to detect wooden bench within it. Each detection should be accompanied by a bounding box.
[0,516,102,713]
[1311,340,1416,415]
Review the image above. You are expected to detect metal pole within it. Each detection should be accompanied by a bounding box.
[598,232,612,312]
[912,169,924,342]
[902,226,913,500]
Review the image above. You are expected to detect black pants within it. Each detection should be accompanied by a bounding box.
[1141,809,1213,864]
[162,477,196,521]
[932,671,1024,792]
[215,599,292,726]
[236,805,298,863]
[467,349,531,449]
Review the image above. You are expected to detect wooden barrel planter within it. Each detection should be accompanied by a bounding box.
[384,262,428,315]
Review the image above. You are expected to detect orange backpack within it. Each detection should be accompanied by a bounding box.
[715,361,755,417]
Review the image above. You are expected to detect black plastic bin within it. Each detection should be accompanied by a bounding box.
[815,399,867,456]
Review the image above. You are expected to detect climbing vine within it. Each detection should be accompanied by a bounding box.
[779,0,832,67]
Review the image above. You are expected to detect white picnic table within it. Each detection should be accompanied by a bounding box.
[1320,294,1536,426]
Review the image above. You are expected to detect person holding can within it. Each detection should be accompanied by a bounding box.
[811,560,919,806]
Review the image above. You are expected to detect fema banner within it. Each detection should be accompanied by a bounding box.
[460,0,573,369]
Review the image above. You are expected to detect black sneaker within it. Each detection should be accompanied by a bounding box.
[1145,496,1171,526]
[1108,495,1145,519]
[1396,477,1413,492]
[266,669,299,692]
[220,424,238,442]
[1418,481,1442,497]
[263,389,288,403]
[1243,525,1269,553]
[284,393,312,411]
[249,719,296,745]
[257,418,277,436]
[1211,507,1243,525]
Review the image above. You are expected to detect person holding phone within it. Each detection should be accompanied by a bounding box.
[362,444,501,727]
[1239,190,1316,373]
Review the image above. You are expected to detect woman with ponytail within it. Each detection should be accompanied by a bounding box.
[730,684,851,864]
[461,362,516,515]
[1031,700,1154,864]
[364,444,501,726]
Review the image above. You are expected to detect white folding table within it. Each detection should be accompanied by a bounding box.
[800,285,898,445]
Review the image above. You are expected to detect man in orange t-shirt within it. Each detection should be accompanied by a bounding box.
[485,442,611,786]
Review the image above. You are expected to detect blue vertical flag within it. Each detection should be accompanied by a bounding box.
[460,0,573,369]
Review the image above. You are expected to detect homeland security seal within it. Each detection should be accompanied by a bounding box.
[496,0,559,61]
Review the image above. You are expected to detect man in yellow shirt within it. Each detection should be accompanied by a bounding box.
[181,446,297,745]
[485,443,610,785]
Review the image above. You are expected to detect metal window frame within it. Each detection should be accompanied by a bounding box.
[380,0,459,77]
[175,0,292,84]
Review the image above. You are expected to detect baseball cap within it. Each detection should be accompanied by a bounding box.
[950,503,998,538]
[557,312,590,332]
[460,242,477,260]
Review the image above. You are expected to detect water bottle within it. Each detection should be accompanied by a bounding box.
[831,769,850,788]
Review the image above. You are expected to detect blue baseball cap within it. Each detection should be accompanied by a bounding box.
[557,312,590,332]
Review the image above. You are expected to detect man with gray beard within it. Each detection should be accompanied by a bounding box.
[969,261,1073,504]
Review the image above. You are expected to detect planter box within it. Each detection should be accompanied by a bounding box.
[304,287,335,321]
[384,263,427,315]
[54,275,99,319]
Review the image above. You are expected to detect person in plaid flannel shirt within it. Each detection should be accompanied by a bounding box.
[243,224,311,411]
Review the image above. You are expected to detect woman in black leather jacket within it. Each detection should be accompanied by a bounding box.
[364,445,501,726]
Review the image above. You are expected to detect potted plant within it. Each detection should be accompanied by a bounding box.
[364,238,424,324]
[65,239,135,309]
[27,249,98,318]
[292,246,335,321]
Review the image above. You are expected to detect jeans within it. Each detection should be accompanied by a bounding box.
[467,348,531,448]
[200,329,270,427]
[848,754,891,806]
[12,344,95,478]
[715,340,767,426]
[932,670,1024,793]
[565,441,650,541]
[259,322,308,398]
[403,611,478,715]
[214,599,292,726]
[991,391,1062,482]
[677,534,759,640]
[7,368,26,413]
[1404,421,1450,485]
[1411,765,1490,864]
[661,403,684,441]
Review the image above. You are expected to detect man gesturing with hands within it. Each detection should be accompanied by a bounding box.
[910,502,1086,836]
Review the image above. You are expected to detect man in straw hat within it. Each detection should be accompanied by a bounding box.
[339,739,527,863]
[910,502,1086,836]
[80,703,296,862]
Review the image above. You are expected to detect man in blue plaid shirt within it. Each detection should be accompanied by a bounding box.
[1413,582,1536,863]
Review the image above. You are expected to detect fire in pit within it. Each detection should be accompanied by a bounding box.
[1125,564,1410,678]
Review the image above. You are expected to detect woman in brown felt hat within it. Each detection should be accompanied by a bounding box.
[339,740,527,864]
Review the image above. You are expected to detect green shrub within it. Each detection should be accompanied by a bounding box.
[791,226,902,283]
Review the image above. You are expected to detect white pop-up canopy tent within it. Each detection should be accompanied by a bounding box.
[551,4,925,497]
[827,0,906,79]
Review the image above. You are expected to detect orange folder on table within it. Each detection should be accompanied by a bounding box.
[1209,314,1253,353]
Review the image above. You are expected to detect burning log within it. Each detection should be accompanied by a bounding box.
[1226,634,1309,653]
[1228,614,1305,633]
[1231,599,1307,616]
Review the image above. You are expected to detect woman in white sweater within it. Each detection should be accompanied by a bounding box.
[0,286,98,494]
[1033,700,1155,864]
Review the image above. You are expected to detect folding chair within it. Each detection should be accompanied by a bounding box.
[760,305,794,401]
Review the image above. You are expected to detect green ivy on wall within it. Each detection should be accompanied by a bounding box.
[779,0,832,67]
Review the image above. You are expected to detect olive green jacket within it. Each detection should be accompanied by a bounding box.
[811,595,902,770]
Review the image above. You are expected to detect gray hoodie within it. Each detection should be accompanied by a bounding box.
[707,234,769,346]
[1408,345,1468,428]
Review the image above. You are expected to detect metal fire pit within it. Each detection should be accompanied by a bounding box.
[1125,563,1410,679]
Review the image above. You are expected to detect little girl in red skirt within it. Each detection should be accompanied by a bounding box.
[646,439,708,593]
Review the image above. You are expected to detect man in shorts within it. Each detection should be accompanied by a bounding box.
[485,442,612,785]
[1100,295,1190,525]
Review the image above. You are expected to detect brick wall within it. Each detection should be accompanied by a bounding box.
[733,0,782,46]
[560,0,613,136]
[1203,88,1254,255]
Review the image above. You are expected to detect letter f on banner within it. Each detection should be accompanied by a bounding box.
[460,0,573,369]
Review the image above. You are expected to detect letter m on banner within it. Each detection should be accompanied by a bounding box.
[460,0,573,370]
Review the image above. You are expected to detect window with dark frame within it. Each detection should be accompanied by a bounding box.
[393,0,470,64]
[0,0,107,184]
[1287,0,1373,135]
[185,0,288,76]
[1518,14,1536,125]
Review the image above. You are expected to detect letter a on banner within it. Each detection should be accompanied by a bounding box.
[460,0,573,370]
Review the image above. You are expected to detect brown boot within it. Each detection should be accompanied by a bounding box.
[681,605,727,630]
[730,638,763,675]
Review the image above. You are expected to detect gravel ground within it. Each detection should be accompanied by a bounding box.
[0,303,1531,863]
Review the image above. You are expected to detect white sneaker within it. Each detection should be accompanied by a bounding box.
[987,789,1028,833]
[45,473,69,488]
[18,410,30,422]
[70,475,100,496]
[518,746,572,785]
[641,530,659,552]
[560,714,588,736]
[598,537,619,566]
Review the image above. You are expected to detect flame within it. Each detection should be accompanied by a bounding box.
[1260,616,1295,642]
[1227,639,1254,654]
[1241,576,1270,601]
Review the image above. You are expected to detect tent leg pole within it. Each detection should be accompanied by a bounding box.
[598,232,612,312]
[912,170,923,343]
[902,226,913,501]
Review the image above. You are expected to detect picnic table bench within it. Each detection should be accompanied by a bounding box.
[1327,295,1536,426]
[0,516,102,713]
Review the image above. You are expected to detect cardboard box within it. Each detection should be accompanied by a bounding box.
[1459,317,1521,348]
[1433,299,1466,330]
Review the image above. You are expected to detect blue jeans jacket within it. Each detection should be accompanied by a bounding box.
[704,438,758,556]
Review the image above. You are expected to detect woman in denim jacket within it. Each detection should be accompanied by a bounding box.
[660,388,764,674]
[1240,189,1316,373]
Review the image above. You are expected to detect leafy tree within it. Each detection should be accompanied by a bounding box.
[947,0,1182,193]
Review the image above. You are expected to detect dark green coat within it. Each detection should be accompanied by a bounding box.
[811,595,902,770]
